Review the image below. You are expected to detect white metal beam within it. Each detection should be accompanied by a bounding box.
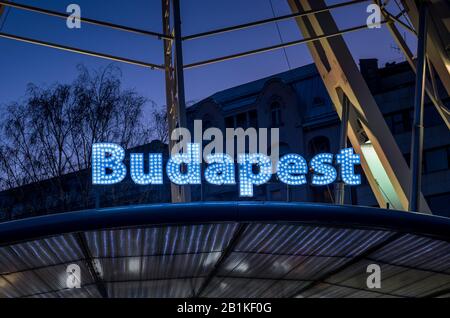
[288,0,431,213]
[402,0,450,98]
[381,11,450,129]
[162,0,191,203]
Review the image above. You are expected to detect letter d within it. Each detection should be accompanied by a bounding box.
[166,143,202,185]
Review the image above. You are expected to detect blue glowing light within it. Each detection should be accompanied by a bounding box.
[92,143,127,185]
[130,153,163,185]
[91,142,362,196]
[238,153,272,197]
[166,143,202,185]
[336,148,361,185]
[310,153,337,185]
[204,153,236,185]
[277,154,308,185]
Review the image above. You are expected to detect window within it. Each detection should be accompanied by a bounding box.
[392,113,405,134]
[203,119,213,130]
[225,116,235,128]
[424,105,443,128]
[427,193,450,217]
[385,110,413,134]
[308,136,330,156]
[312,96,325,107]
[270,102,283,127]
[236,113,247,128]
[278,142,291,157]
[270,190,283,201]
[249,110,258,129]
[403,153,410,168]
[226,111,258,129]
[424,146,450,173]
[311,187,333,203]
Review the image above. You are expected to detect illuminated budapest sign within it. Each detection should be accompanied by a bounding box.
[91,143,361,197]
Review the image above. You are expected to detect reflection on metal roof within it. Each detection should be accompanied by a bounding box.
[0,202,449,298]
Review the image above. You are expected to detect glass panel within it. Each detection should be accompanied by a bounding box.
[0,234,83,272]
[370,234,450,273]
[85,223,237,257]
[236,224,392,257]
[425,148,449,172]
[204,277,308,298]
[298,283,387,298]
[325,259,450,297]
[96,252,220,282]
[3,262,92,297]
[107,279,204,298]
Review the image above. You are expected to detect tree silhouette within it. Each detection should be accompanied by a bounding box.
[0,64,169,218]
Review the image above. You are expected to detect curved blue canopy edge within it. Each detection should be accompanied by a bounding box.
[0,202,449,245]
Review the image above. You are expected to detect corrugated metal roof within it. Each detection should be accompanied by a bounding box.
[0,202,449,298]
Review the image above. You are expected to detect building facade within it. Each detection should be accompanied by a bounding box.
[186,59,450,217]
[0,59,448,220]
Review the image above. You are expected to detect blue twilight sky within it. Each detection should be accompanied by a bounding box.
[0,0,416,110]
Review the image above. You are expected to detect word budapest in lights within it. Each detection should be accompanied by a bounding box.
[92,143,361,197]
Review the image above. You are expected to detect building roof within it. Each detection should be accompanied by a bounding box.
[0,202,449,298]
[190,63,319,111]
[189,59,421,113]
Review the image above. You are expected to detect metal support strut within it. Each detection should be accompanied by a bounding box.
[162,0,191,203]
[409,1,428,212]
[335,93,350,205]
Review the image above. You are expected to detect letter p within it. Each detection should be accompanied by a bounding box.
[238,153,272,197]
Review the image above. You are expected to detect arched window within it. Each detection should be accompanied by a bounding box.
[308,136,330,155]
[312,96,325,107]
[267,142,290,161]
[278,142,291,157]
[270,101,283,127]
[202,114,213,130]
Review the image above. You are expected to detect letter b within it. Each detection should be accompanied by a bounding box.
[92,143,127,185]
